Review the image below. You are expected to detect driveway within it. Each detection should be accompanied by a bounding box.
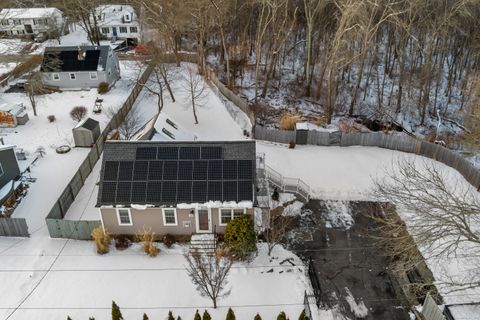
[289,200,410,320]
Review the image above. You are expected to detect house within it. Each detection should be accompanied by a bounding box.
[0,145,23,214]
[96,141,257,236]
[444,303,480,320]
[40,45,121,90]
[95,4,141,45]
[0,7,65,39]
[73,117,101,147]
[0,98,29,127]
[132,113,198,141]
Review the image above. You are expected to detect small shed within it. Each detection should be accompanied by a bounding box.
[73,117,101,147]
[0,101,29,127]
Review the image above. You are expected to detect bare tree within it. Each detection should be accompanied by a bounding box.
[25,72,44,117]
[185,252,233,308]
[107,106,143,140]
[182,65,208,124]
[264,205,296,256]
[140,63,176,113]
[62,0,101,45]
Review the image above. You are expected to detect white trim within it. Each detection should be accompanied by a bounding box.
[195,208,212,233]
[98,208,105,230]
[218,208,246,226]
[89,72,98,80]
[0,163,4,177]
[52,73,60,81]
[69,73,76,80]
[162,208,178,226]
[116,208,132,226]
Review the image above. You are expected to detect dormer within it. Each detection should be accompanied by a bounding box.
[123,13,132,23]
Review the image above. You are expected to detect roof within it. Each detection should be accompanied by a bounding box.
[444,303,480,320]
[0,145,15,152]
[133,113,198,141]
[95,4,138,26]
[40,46,110,73]
[97,141,257,207]
[74,117,100,131]
[0,8,62,20]
[0,100,24,116]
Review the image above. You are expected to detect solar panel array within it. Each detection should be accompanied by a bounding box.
[101,146,254,205]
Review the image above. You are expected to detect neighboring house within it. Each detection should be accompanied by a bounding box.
[40,45,121,90]
[0,145,22,208]
[0,99,29,127]
[444,303,480,320]
[0,7,65,39]
[95,4,141,45]
[96,141,257,236]
[132,113,198,141]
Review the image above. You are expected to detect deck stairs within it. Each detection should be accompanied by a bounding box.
[190,233,217,256]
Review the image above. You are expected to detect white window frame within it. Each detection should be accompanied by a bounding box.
[119,26,127,34]
[219,208,246,226]
[69,73,76,80]
[101,27,109,34]
[129,26,138,33]
[89,72,98,80]
[162,208,178,226]
[52,73,60,81]
[116,208,133,226]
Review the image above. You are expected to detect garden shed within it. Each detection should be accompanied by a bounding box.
[73,117,101,147]
[0,101,29,127]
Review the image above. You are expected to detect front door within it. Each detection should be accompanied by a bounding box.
[24,25,33,34]
[196,208,211,233]
[112,27,118,37]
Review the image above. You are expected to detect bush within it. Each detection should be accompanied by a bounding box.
[277,312,287,320]
[202,310,211,320]
[254,314,262,320]
[98,82,110,94]
[163,234,175,248]
[136,227,159,257]
[111,301,123,320]
[225,308,235,320]
[224,215,256,260]
[91,227,111,254]
[47,115,56,123]
[143,313,149,320]
[168,311,175,320]
[279,114,301,131]
[70,106,87,122]
[271,188,279,201]
[298,310,305,320]
[289,141,296,149]
[194,310,201,320]
[115,235,132,250]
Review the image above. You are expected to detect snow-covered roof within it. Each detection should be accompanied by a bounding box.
[95,4,138,26]
[0,145,15,152]
[151,113,198,142]
[0,8,62,20]
[0,102,24,116]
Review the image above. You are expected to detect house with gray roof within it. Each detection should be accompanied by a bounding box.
[40,45,120,90]
[96,140,257,236]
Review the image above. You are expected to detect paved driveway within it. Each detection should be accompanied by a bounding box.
[289,200,409,320]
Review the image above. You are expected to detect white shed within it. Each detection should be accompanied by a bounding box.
[73,117,101,147]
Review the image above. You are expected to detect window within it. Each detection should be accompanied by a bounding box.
[1,20,9,26]
[33,19,38,25]
[162,208,177,226]
[130,26,138,33]
[119,26,127,33]
[220,208,246,225]
[89,72,98,80]
[69,73,76,80]
[13,19,21,25]
[101,27,109,34]
[52,73,60,81]
[117,208,132,225]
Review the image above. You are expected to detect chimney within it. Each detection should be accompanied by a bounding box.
[78,47,84,61]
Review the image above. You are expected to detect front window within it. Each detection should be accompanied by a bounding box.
[163,208,177,226]
[117,208,132,225]
[13,19,21,25]
[119,26,127,33]
[52,73,60,80]
[89,72,98,80]
[2,20,10,26]
[69,73,76,80]
[130,26,138,33]
[101,27,109,34]
[220,208,246,225]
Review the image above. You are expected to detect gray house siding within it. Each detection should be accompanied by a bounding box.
[105,52,121,86]
[0,148,20,189]
[42,71,108,89]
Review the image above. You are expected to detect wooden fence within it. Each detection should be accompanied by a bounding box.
[422,293,445,320]
[0,218,29,237]
[255,127,480,191]
[45,61,156,239]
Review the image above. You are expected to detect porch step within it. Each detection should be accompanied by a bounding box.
[190,234,217,256]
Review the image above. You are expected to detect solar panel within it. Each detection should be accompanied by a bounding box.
[118,161,134,181]
[193,160,208,180]
[208,160,223,180]
[162,181,177,202]
[180,147,200,160]
[101,181,117,203]
[146,181,162,202]
[104,161,119,181]
[223,181,237,201]
[201,146,223,159]
[237,181,252,200]
[131,181,147,202]
[148,161,163,180]
[163,161,178,180]
[133,161,149,181]
[177,181,192,203]
[136,147,157,160]
[177,161,193,180]
[116,182,132,203]
[237,160,253,179]
[223,160,237,179]
[208,181,222,201]
[158,147,179,160]
[192,181,207,202]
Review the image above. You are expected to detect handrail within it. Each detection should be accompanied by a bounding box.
[265,165,311,202]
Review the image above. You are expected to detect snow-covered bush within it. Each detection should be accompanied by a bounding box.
[202,310,211,320]
[254,313,262,320]
[225,308,235,320]
[163,234,175,248]
[70,106,87,122]
[47,115,56,123]
[224,215,257,260]
[276,311,287,320]
[91,227,111,254]
[194,310,201,320]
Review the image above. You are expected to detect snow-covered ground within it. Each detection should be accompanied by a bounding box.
[0,39,29,55]
[0,62,17,77]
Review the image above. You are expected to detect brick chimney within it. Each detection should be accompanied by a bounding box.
[78,47,85,61]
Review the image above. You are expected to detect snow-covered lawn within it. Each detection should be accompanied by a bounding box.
[0,61,140,231]
[258,141,480,307]
[0,39,29,55]
[0,62,17,77]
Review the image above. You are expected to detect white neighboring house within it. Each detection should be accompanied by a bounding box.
[94,4,141,44]
[0,7,65,39]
